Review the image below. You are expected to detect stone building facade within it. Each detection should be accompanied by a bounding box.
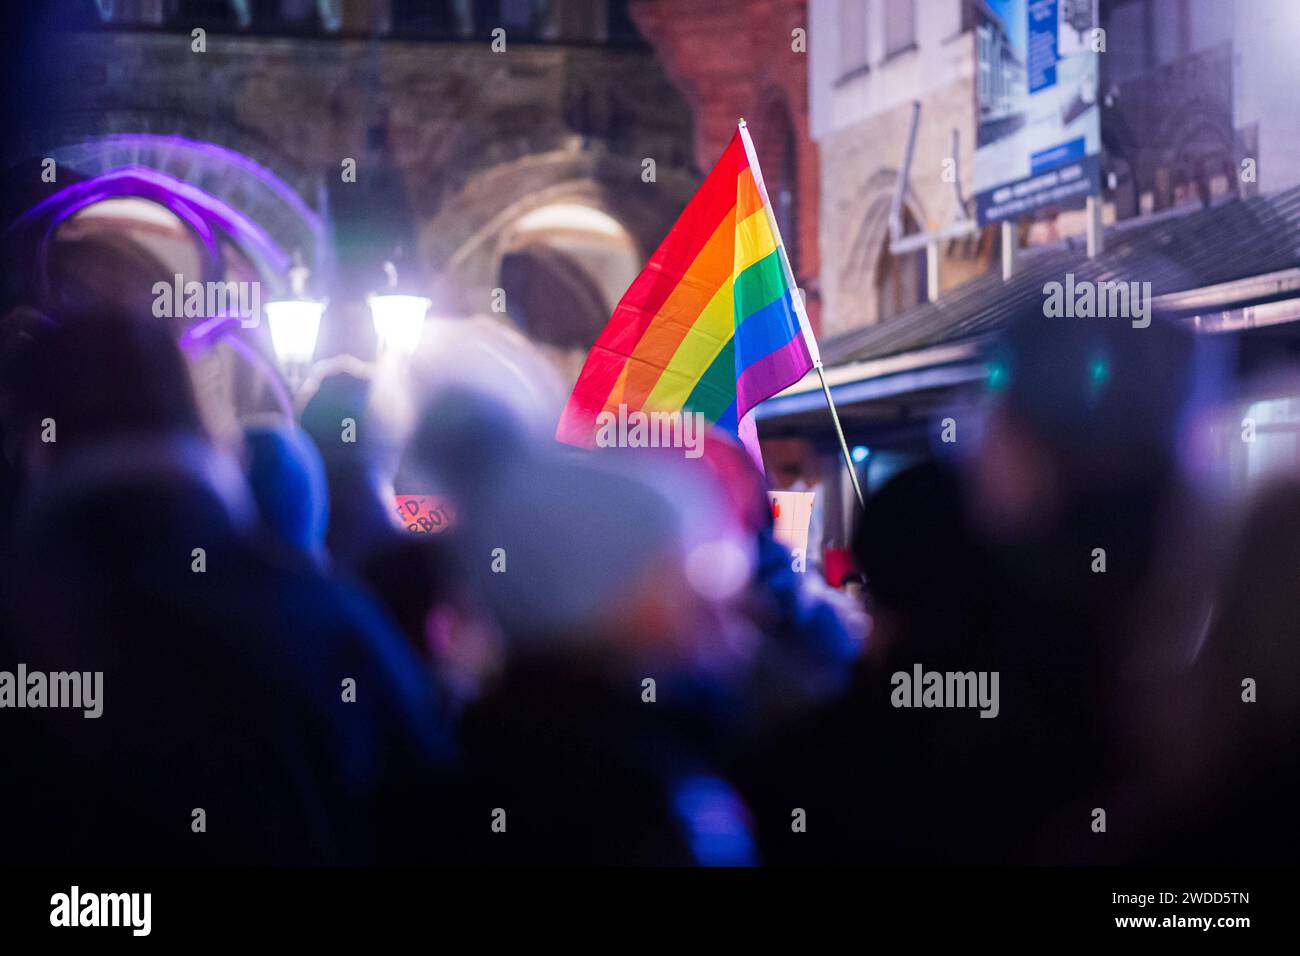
[809,0,992,338]
[5,1,700,390]
[807,0,1297,343]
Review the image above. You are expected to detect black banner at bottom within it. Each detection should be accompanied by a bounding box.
[0,866,1285,941]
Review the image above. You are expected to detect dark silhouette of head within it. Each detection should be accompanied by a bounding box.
[852,460,988,667]
[298,360,378,464]
[985,307,1195,494]
[3,308,203,475]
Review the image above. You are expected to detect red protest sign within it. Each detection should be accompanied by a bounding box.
[394,495,455,534]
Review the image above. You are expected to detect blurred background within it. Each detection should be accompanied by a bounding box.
[2,0,1300,870]
[4,0,1299,577]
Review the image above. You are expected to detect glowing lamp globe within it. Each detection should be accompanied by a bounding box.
[265,298,325,368]
[369,293,430,357]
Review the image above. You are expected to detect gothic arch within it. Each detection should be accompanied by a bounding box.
[838,168,930,323]
[842,169,931,278]
[421,145,697,320]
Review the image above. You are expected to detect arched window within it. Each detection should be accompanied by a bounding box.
[498,202,641,349]
[875,208,926,322]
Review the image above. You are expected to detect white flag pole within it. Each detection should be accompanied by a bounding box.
[737,119,864,508]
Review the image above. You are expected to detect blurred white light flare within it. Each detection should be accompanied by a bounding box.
[265,298,324,367]
[370,294,430,357]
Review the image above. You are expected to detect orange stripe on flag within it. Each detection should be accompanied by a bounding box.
[613,211,736,413]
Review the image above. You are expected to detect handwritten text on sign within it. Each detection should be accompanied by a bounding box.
[394,495,455,534]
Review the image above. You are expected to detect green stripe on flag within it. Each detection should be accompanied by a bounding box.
[684,338,736,422]
[733,250,789,321]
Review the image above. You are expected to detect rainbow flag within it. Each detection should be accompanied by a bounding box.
[556,121,819,457]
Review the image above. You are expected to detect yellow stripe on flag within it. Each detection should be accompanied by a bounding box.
[734,205,777,275]
[644,207,775,410]
[643,279,734,410]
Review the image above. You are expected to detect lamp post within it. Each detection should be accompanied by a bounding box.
[265,260,326,392]
[368,261,430,359]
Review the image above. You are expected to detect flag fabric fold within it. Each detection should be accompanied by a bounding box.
[556,122,819,457]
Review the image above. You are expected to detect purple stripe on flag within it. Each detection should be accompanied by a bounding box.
[735,333,814,420]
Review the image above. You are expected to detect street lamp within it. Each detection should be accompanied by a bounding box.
[265,260,325,390]
[368,261,429,358]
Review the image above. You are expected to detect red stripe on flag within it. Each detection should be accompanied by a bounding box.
[556,132,748,446]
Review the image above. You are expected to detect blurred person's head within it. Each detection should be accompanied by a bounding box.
[852,461,988,669]
[472,450,698,666]
[1204,479,1300,752]
[409,388,733,677]
[404,385,532,507]
[1129,478,1300,860]
[588,426,767,567]
[773,459,805,490]
[297,356,385,467]
[4,308,204,478]
[0,307,258,536]
[972,308,1195,541]
[241,416,329,560]
[296,357,405,565]
[589,444,761,672]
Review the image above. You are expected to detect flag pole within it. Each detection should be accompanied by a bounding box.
[738,119,865,508]
[814,363,864,508]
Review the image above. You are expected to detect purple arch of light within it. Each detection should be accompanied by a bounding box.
[15,166,300,409]
[49,133,331,287]
[16,165,293,292]
[62,133,326,237]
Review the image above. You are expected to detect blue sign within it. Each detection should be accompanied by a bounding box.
[974,0,1101,225]
[1027,0,1059,92]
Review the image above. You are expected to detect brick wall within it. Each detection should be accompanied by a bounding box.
[630,0,822,333]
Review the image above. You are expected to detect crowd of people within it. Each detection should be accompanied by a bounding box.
[0,304,1296,865]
